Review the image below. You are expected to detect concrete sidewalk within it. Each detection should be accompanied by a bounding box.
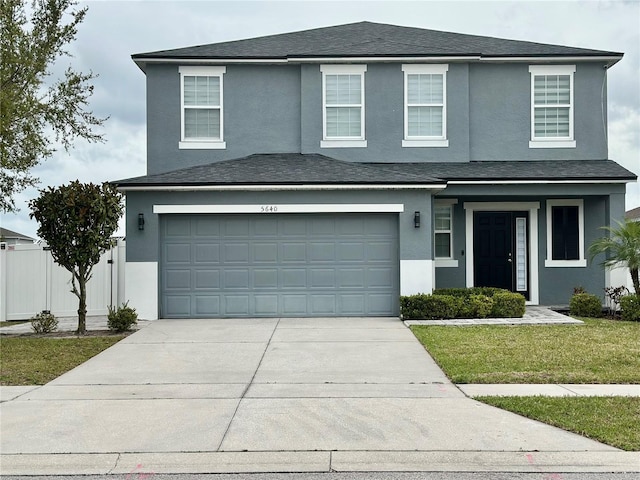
[459,384,640,397]
[1,317,638,475]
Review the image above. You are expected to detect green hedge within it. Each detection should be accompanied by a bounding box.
[569,293,602,318]
[620,295,640,322]
[400,288,525,320]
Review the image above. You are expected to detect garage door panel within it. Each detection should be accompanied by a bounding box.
[282,295,307,314]
[224,270,250,289]
[165,244,191,263]
[194,270,220,289]
[254,243,278,262]
[310,269,335,288]
[195,218,220,236]
[166,217,191,236]
[254,269,278,288]
[254,295,278,315]
[195,296,220,315]
[165,269,191,289]
[195,244,220,263]
[340,294,365,314]
[339,268,365,288]
[338,242,365,261]
[225,296,250,315]
[165,296,191,316]
[282,243,306,262]
[282,269,306,288]
[310,242,335,261]
[161,214,398,317]
[311,295,336,314]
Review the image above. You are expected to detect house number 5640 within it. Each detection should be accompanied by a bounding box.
[260,205,278,213]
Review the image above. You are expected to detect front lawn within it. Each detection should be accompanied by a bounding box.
[0,336,125,385]
[477,396,640,451]
[410,318,640,384]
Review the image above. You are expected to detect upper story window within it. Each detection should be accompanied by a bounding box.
[179,66,226,150]
[545,199,586,267]
[320,65,367,148]
[402,64,449,148]
[529,65,576,149]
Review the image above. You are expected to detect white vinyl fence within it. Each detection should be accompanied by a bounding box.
[0,239,126,321]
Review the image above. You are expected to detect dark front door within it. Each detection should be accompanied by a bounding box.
[474,212,513,290]
[473,211,530,298]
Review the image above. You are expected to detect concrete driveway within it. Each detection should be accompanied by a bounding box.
[0,317,634,475]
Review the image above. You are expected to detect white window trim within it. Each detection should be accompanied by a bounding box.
[402,64,449,148]
[528,65,576,149]
[545,199,586,267]
[179,65,226,150]
[434,199,457,267]
[464,202,540,305]
[320,64,367,148]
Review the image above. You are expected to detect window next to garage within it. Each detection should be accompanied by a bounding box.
[402,64,449,148]
[545,199,586,267]
[434,199,458,267]
[320,65,367,148]
[179,66,226,150]
[529,65,576,149]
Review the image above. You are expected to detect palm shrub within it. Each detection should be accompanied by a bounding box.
[589,219,640,296]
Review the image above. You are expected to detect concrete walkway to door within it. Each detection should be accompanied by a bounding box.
[1,317,637,475]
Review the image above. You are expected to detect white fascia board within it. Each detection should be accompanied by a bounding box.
[482,55,622,66]
[117,183,446,192]
[153,204,405,214]
[448,179,630,185]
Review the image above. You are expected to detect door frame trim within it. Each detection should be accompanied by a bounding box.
[464,202,540,305]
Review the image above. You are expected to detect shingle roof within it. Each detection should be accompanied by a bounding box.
[0,227,35,241]
[132,21,621,61]
[114,156,636,188]
[365,160,637,182]
[626,206,640,220]
[114,153,443,187]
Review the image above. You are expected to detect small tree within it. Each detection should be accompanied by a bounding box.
[589,219,640,296]
[29,181,123,334]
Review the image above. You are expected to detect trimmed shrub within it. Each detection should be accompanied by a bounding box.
[400,294,460,320]
[467,294,494,318]
[569,293,603,318]
[434,287,508,298]
[620,295,640,322]
[107,301,138,332]
[30,312,58,334]
[491,292,526,318]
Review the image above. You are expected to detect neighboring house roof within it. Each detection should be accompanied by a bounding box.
[626,206,640,220]
[132,21,622,67]
[366,159,637,182]
[114,153,444,188]
[0,227,35,243]
[114,156,636,189]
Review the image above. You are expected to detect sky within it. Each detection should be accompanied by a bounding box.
[2,0,639,239]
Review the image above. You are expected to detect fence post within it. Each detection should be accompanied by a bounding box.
[0,243,7,322]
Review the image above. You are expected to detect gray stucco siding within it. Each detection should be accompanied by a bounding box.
[301,63,470,162]
[430,187,626,305]
[468,63,608,161]
[125,189,433,264]
[146,64,302,175]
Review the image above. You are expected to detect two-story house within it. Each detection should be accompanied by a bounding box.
[115,22,636,320]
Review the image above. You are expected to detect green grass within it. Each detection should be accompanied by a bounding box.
[477,396,640,451]
[0,336,125,385]
[410,318,640,384]
[0,320,29,328]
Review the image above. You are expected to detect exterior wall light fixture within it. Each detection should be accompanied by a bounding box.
[138,213,145,231]
[414,211,420,228]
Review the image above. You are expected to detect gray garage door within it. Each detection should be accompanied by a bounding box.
[160,214,399,317]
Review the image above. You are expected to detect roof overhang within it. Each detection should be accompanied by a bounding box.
[133,54,623,72]
[117,183,447,192]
